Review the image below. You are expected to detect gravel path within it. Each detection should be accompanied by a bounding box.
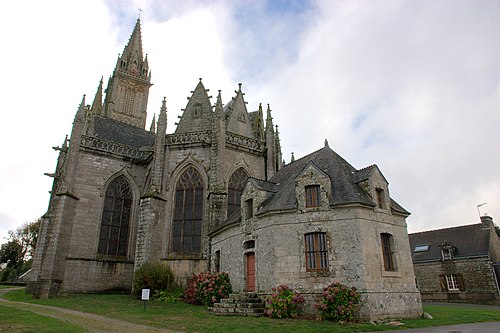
[0,288,182,333]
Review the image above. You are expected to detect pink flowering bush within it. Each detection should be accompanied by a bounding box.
[315,282,361,322]
[184,271,232,306]
[264,285,305,318]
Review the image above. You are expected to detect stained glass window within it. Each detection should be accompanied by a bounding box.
[227,168,248,217]
[172,166,204,254]
[98,175,132,257]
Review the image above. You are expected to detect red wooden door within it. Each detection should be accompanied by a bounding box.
[246,252,256,292]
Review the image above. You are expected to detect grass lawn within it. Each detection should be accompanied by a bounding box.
[0,304,85,333]
[4,289,500,332]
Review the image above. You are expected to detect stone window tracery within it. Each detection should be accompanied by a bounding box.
[172,166,204,254]
[97,175,132,257]
[227,168,248,218]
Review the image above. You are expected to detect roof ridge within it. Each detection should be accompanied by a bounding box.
[409,223,483,235]
[356,164,376,172]
[247,176,277,185]
[287,145,330,165]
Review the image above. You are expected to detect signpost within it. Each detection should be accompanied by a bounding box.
[141,288,150,311]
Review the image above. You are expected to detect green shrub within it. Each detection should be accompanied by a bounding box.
[131,262,177,299]
[315,282,361,322]
[184,271,232,306]
[264,285,305,318]
[154,287,184,302]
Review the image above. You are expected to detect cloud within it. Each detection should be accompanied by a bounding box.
[262,0,500,231]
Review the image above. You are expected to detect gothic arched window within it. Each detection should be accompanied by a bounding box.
[98,175,132,257]
[227,168,249,218]
[172,166,204,254]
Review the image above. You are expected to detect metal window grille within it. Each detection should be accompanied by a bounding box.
[305,232,328,272]
[381,233,395,271]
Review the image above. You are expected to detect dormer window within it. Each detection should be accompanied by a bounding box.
[439,240,455,261]
[376,188,386,209]
[441,248,453,260]
[305,185,320,208]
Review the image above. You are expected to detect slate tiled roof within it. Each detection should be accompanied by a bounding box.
[93,116,155,148]
[257,145,403,214]
[408,223,491,262]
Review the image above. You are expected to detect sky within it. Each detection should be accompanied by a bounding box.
[0,0,499,242]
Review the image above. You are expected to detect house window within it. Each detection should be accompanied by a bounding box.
[446,274,459,290]
[305,185,320,208]
[98,175,132,257]
[304,232,328,272]
[172,166,204,254]
[227,168,248,218]
[376,188,386,209]
[440,274,465,291]
[245,199,253,219]
[441,248,453,260]
[381,233,396,271]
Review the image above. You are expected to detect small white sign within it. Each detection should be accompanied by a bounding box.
[141,288,150,300]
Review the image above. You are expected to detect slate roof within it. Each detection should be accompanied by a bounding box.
[256,145,408,214]
[92,116,155,148]
[408,223,491,262]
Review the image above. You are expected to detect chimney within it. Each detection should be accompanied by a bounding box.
[481,215,494,228]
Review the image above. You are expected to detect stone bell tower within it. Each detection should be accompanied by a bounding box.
[103,18,152,128]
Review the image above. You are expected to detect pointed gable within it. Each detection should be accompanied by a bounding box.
[225,84,254,139]
[249,103,265,141]
[175,79,213,133]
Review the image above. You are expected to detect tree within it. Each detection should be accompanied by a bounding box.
[0,218,41,280]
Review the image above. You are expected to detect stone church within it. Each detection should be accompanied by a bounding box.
[29,19,421,319]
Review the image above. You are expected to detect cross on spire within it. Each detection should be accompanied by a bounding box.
[138,8,143,19]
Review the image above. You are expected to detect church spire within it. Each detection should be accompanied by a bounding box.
[150,98,167,194]
[91,77,103,115]
[103,19,152,128]
[149,113,156,133]
[117,18,148,79]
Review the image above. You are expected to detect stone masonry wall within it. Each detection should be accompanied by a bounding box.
[414,257,500,304]
[61,150,147,293]
[211,204,422,320]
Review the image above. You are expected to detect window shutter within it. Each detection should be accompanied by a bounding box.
[457,274,465,291]
[439,275,447,291]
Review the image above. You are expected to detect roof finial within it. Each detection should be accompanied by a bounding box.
[291,152,295,162]
[138,8,143,19]
[324,139,329,148]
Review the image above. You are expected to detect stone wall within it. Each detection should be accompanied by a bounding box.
[211,204,422,320]
[414,257,500,304]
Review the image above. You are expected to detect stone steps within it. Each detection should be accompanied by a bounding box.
[208,292,265,317]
